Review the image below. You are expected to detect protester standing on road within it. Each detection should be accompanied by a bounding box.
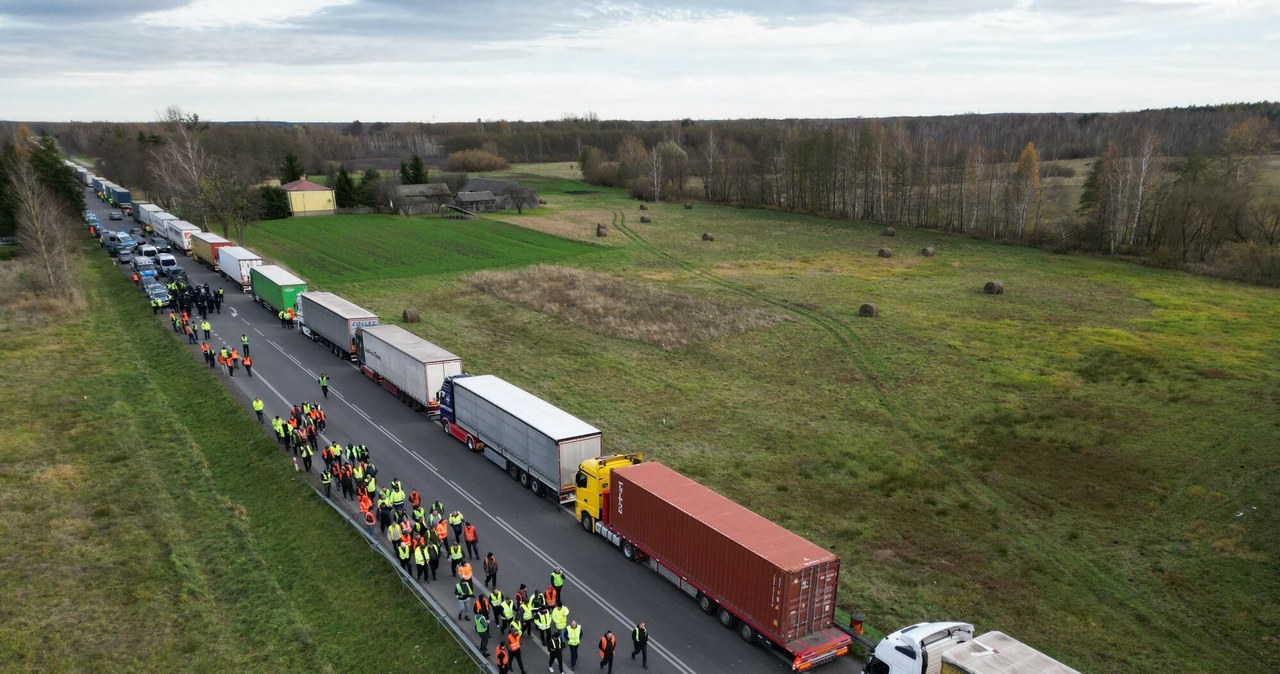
[631,622,648,669]
[242,355,253,377]
[201,319,211,339]
[464,521,480,560]
[551,567,565,606]
[483,552,498,589]
[475,611,491,656]
[449,509,464,543]
[566,620,582,670]
[318,373,329,398]
[507,627,527,674]
[495,643,511,674]
[321,468,333,498]
[240,333,249,356]
[252,397,264,423]
[599,629,616,673]
[548,629,566,674]
[455,577,474,621]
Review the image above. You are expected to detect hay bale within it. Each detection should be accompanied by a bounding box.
[402,308,421,323]
[858,303,879,318]
[684,202,694,210]
[596,223,608,237]
[639,216,651,223]
[883,227,896,237]
[538,198,547,205]
[984,280,1005,295]
[701,232,715,241]
[921,246,936,257]
[878,247,893,258]
[639,204,648,211]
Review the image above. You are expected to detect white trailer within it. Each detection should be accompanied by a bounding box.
[164,220,201,255]
[135,203,162,227]
[439,374,603,503]
[865,623,1081,674]
[296,292,379,360]
[216,246,263,291]
[356,324,462,416]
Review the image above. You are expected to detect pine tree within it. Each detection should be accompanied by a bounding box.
[280,152,305,183]
[357,168,381,207]
[334,166,357,208]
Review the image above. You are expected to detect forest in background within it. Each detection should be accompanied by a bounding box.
[11,101,1279,284]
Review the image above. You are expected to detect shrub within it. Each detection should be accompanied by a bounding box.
[445,149,509,172]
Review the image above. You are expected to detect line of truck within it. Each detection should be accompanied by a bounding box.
[78,161,1083,674]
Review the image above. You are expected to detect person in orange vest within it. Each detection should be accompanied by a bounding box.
[483,551,498,589]
[132,272,140,287]
[463,521,480,560]
[544,584,558,610]
[494,642,511,674]
[363,509,376,537]
[598,629,616,673]
[434,518,449,545]
[408,489,421,510]
[506,627,526,674]
[242,354,253,377]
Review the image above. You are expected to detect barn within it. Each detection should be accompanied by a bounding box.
[280,178,336,217]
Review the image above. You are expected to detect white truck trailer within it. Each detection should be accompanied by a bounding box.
[163,219,200,255]
[355,324,462,417]
[437,374,603,503]
[217,246,263,291]
[296,291,379,360]
[863,623,1081,674]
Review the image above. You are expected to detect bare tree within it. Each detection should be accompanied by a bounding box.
[12,161,77,298]
[149,106,212,212]
[196,174,258,244]
[501,183,538,214]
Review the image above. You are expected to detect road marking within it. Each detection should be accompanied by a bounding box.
[229,306,238,318]
[253,328,264,336]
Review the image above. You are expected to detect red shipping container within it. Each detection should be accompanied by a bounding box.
[610,462,843,647]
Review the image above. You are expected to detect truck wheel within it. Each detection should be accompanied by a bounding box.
[622,541,637,561]
[738,623,756,643]
[465,436,476,451]
[519,470,530,488]
[580,513,594,532]
[530,479,543,497]
[717,607,738,629]
[697,593,716,614]
[442,420,450,435]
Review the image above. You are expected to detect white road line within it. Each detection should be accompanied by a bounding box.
[253,328,264,336]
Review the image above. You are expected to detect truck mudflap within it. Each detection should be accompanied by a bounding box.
[789,628,853,671]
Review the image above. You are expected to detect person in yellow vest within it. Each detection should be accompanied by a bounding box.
[534,607,553,648]
[630,621,648,669]
[551,603,569,639]
[252,397,264,423]
[565,620,582,670]
[413,540,428,581]
[449,542,464,577]
[320,468,332,498]
[396,539,411,572]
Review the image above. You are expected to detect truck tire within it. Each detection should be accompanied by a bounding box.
[442,420,450,435]
[465,436,476,451]
[738,623,756,643]
[519,470,531,488]
[717,607,738,629]
[697,593,716,615]
[580,513,594,532]
[622,541,638,561]
[530,479,543,497]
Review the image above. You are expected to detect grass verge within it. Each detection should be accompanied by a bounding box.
[0,250,473,674]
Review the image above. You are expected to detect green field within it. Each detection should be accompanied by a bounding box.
[243,165,1280,673]
[0,253,472,674]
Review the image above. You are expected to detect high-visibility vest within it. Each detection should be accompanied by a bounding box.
[252,399,263,411]
[501,599,515,620]
[521,600,533,620]
[397,543,410,560]
[490,589,503,606]
[448,512,463,527]
[321,471,331,485]
[599,633,615,657]
[459,562,473,581]
[474,596,490,615]
[435,521,449,541]
[364,511,375,526]
[566,624,581,646]
[455,582,471,600]
[552,606,569,630]
[548,634,564,652]
[464,525,477,542]
[495,647,509,666]
[475,614,488,634]
[507,632,521,652]
[551,570,564,588]
[392,488,405,505]
[413,545,426,566]
[534,611,552,632]
[409,491,421,508]
[449,544,463,561]
[545,586,558,607]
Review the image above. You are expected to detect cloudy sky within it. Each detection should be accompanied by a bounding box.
[0,0,1276,122]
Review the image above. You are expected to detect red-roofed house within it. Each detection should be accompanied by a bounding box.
[280,177,335,216]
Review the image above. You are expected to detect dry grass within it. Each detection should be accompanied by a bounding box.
[0,258,85,323]
[465,264,787,350]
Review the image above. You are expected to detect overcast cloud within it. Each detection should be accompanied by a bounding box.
[0,0,1275,122]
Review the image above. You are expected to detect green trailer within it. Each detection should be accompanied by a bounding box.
[249,265,308,314]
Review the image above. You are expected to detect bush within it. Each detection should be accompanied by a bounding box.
[445,149,509,172]
[258,186,290,220]
[1039,163,1077,178]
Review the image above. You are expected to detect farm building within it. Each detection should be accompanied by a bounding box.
[460,178,539,211]
[453,191,497,213]
[394,183,453,215]
[280,178,336,217]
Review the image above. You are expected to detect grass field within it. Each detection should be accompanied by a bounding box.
[242,164,1280,673]
[0,251,473,673]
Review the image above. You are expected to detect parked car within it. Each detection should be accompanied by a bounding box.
[145,285,171,305]
[135,263,159,280]
[109,212,122,221]
[149,237,172,254]
[116,250,135,265]
[166,266,189,283]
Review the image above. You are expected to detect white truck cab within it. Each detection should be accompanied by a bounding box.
[863,622,1080,674]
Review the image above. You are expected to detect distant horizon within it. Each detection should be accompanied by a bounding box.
[8,99,1278,127]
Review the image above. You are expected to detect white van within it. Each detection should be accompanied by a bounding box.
[156,253,179,275]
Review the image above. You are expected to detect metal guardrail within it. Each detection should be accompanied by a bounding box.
[303,478,496,673]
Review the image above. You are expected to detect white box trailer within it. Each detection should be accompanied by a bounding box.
[867,623,1082,674]
[164,220,200,255]
[217,246,263,291]
[440,374,603,503]
[356,324,462,415]
[296,292,379,360]
[135,203,162,227]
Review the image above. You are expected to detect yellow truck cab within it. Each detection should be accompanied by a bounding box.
[573,453,642,532]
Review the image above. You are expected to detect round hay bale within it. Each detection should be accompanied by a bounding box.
[538,198,547,205]
[883,227,896,237]
[858,303,879,318]
[701,232,715,241]
[921,246,936,257]
[639,216,651,223]
[684,202,694,210]
[402,308,421,323]
[878,247,893,258]
[596,224,608,237]
[639,204,648,211]
[984,280,1005,295]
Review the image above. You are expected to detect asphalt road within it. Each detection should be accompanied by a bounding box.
[89,192,865,674]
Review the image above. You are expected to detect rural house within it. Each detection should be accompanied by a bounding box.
[394,183,453,215]
[460,178,539,211]
[280,177,336,217]
[453,190,497,213]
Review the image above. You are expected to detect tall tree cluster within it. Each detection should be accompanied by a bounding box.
[0,129,84,301]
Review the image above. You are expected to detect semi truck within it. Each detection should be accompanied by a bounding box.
[249,265,307,315]
[575,460,853,671]
[163,219,200,255]
[108,185,132,210]
[355,324,462,417]
[862,623,1080,674]
[296,291,379,360]
[437,374,602,503]
[190,232,231,270]
[134,202,162,226]
[217,246,263,291]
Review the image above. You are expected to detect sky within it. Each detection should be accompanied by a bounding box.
[0,0,1276,123]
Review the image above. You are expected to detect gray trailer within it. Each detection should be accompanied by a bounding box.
[356,324,462,416]
[438,374,603,503]
[296,291,379,360]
